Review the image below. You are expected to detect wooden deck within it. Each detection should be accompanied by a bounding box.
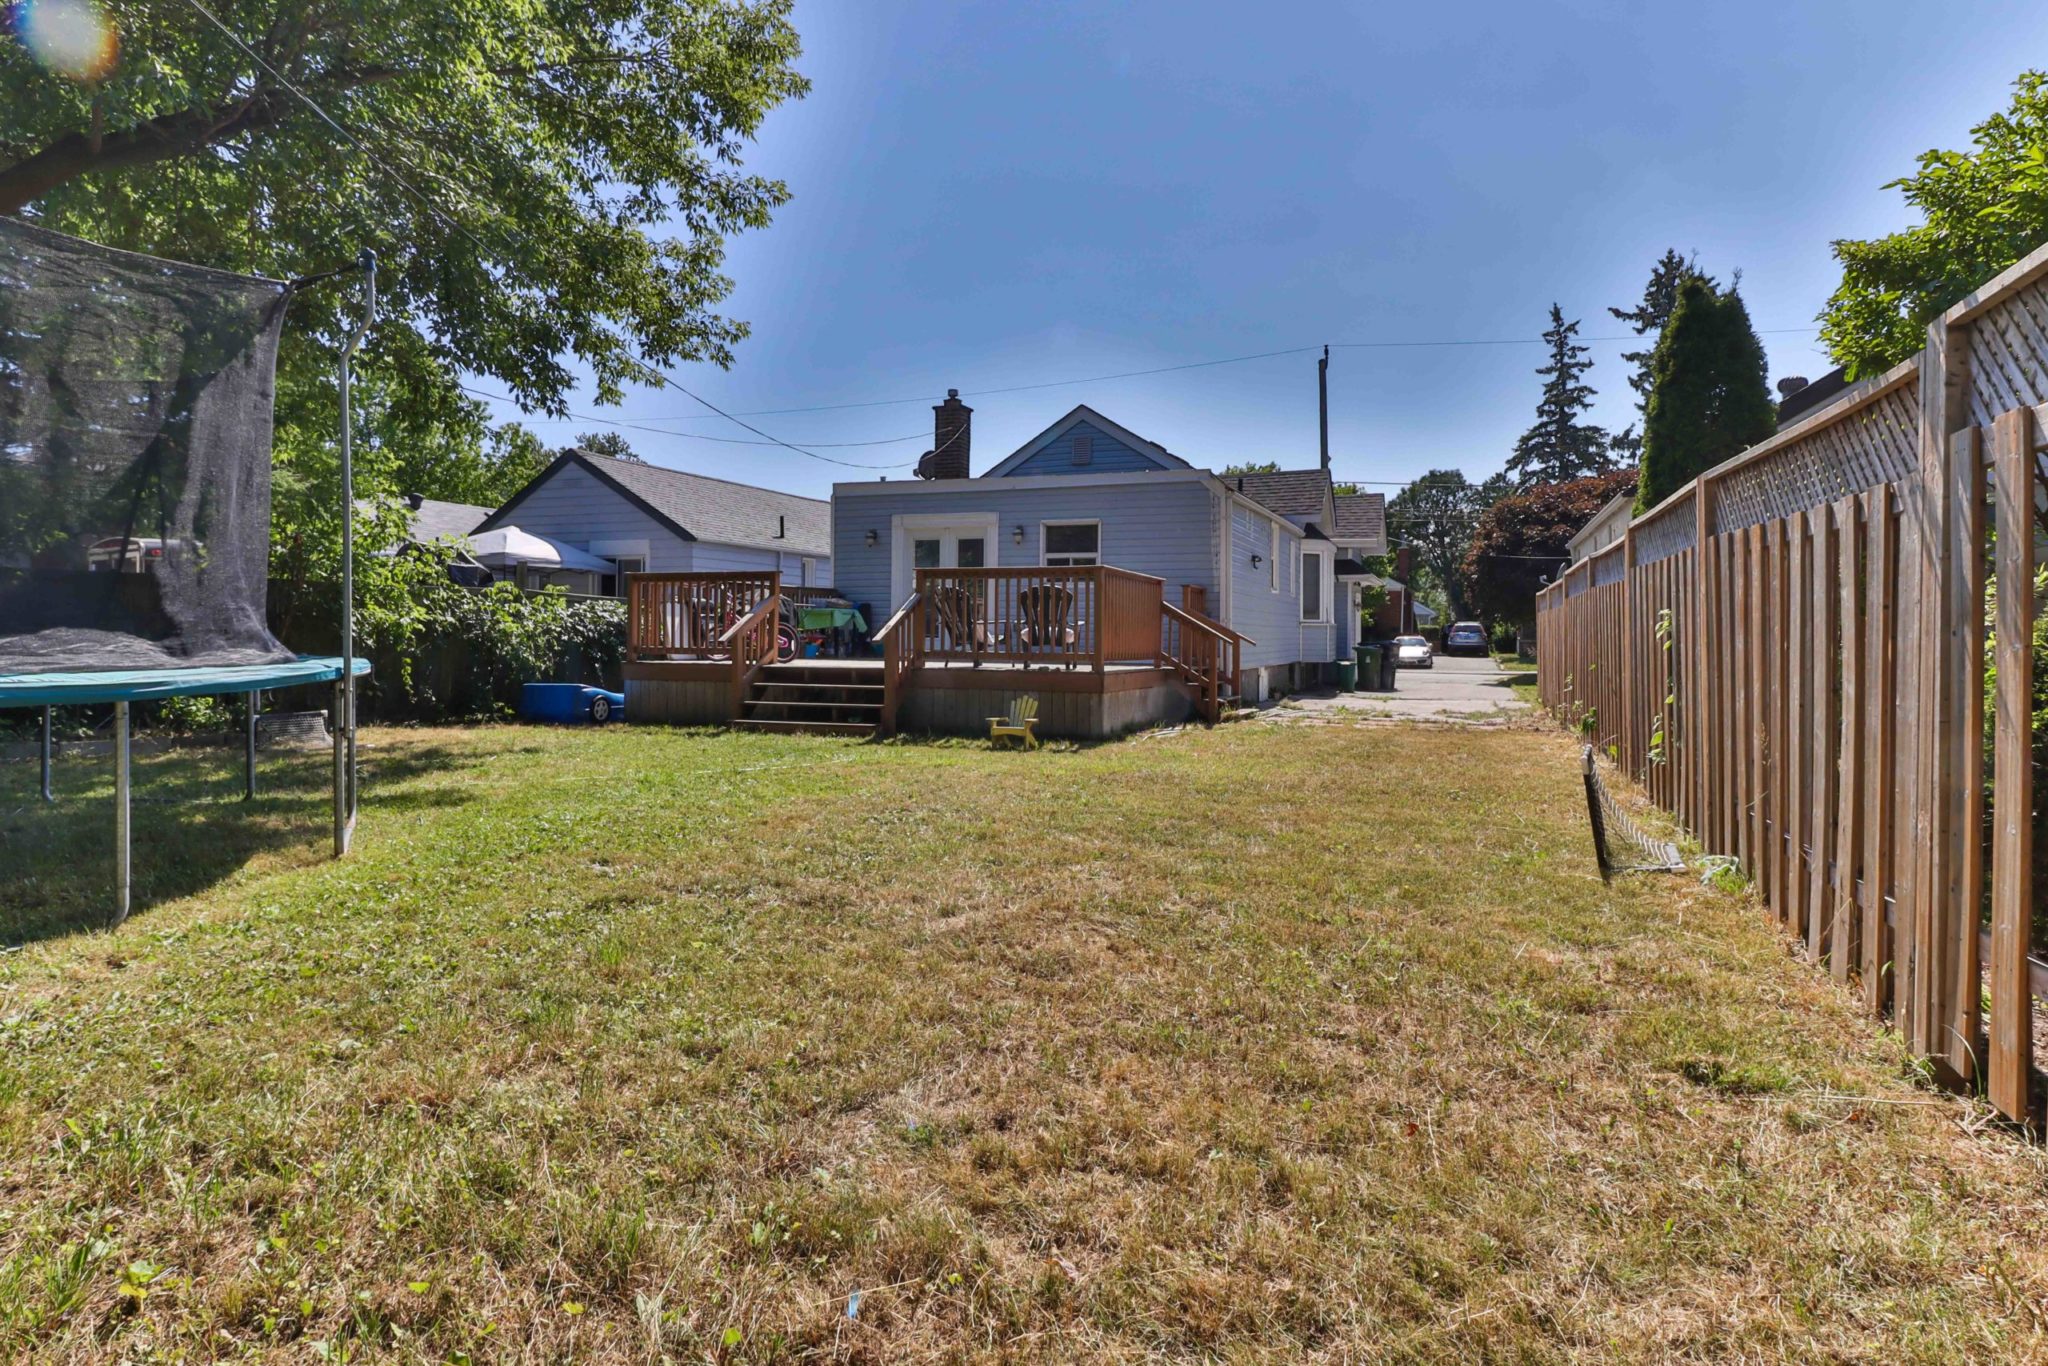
[621,568,1242,737]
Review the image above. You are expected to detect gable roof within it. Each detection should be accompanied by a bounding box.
[480,449,831,557]
[1230,469,1332,521]
[981,404,1195,478]
[1331,492,1386,549]
[405,497,492,545]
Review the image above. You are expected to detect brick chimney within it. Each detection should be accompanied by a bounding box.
[918,389,972,479]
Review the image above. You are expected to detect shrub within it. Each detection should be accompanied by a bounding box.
[344,548,625,721]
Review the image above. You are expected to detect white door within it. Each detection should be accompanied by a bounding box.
[892,516,995,603]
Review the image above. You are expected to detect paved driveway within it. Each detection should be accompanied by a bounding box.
[1266,653,1530,725]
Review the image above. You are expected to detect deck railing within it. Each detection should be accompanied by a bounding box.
[877,591,924,737]
[912,565,1165,668]
[627,572,779,661]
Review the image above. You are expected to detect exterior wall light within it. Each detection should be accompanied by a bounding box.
[1250,553,1263,569]
[1012,525,1026,546]
[865,529,878,548]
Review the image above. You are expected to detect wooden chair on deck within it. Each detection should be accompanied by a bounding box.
[1012,584,1079,668]
[930,584,992,663]
[988,696,1040,749]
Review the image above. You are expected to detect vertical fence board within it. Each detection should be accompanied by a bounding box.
[1861,484,1897,1018]
[1989,406,2036,1121]
[1787,512,1810,942]
[1808,507,1839,961]
[1833,496,1862,982]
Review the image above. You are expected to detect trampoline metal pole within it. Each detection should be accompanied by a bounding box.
[40,705,53,802]
[113,700,131,927]
[245,690,258,800]
[336,249,377,857]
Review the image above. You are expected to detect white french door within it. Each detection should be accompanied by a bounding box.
[892,514,997,603]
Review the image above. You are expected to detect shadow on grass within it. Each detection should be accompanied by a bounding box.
[0,742,489,946]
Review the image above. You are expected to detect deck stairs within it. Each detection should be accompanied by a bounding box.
[732,662,884,736]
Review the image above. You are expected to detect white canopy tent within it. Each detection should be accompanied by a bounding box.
[467,526,617,591]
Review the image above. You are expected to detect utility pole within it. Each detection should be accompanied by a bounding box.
[1318,345,1330,471]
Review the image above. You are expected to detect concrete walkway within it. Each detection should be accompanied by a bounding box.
[1263,654,1531,726]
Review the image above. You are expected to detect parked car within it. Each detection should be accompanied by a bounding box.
[1393,634,1433,669]
[1445,621,1488,655]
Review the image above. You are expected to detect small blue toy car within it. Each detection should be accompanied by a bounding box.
[519,682,626,724]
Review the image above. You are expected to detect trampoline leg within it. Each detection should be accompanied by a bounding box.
[245,690,258,800]
[40,705,53,803]
[332,679,353,857]
[113,701,131,927]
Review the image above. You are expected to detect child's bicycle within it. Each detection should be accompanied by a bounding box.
[703,597,799,664]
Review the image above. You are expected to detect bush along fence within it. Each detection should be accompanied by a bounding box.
[1536,240,2048,1126]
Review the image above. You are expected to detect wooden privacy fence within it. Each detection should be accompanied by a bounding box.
[1536,241,2048,1125]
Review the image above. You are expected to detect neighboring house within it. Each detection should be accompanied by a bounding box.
[398,494,492,548]
[830,395,1388,699]
[1566,491,1633,563]
[478,448,832,598]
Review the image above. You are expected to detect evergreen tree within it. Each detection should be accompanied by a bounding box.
[1607,251,1717,461]
[1505,305,1616,488]
[1636,281,1778,511]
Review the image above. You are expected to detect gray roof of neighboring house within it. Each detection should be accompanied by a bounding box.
[1229,469,1332,519]
[406,497,492,545]
[1332,492,1386,547]
[485,449,832,557]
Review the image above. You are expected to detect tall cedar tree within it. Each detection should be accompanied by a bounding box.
[1822,71,2048,376]
[1505,305,1616,488]
[1606,250,1716,459]
[1636,281,1776,511]
[1463,469,1637,633]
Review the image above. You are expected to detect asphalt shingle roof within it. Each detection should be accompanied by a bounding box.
[1332,492,1386,549]
[1230,469,1331,519]
[406,498,492,545]
[576,452,831,556]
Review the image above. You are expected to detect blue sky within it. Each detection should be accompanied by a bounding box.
[474,1,2048,501]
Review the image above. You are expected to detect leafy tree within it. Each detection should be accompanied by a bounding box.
[1386,468,1483,618]
[1462,469,1636,633]
[1222,461,1283,475]
[4,0,808,563]
[1636,280,1777,511]
[1505,305,1617,488]
[1821,70,2048,378]
[574,431,644,462]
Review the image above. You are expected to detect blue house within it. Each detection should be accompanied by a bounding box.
[830,394,1387,701]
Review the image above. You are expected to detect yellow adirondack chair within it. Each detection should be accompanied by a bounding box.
[988,696,1040,749]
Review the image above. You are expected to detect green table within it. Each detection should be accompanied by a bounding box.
[796,606,868,633]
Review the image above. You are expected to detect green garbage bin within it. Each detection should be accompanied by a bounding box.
[1336,656,1358,691]
[1355,644,1381,689]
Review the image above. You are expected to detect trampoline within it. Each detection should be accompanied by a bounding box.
[1,219,378,925]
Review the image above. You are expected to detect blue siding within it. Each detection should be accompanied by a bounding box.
[832,479,1218,618]
[1226,500,1307,671]
[997,421,1176,477]
[490,461,693,569]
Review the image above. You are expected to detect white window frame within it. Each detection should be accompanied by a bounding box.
[1300,547,1329,624]
[1268,519,1280,592]
[1039,518,1101,567]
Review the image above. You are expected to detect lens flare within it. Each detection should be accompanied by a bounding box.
[14,0,118,83]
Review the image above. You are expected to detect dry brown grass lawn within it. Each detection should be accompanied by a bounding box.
[3,719,2047,1362]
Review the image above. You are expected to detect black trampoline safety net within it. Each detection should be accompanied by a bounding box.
[0,216,295,674]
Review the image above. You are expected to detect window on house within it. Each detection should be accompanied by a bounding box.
[1300,549,1325,622]
[1071,433,1093,466]
[1268,521,1280,591]
[1042,521,1100,567]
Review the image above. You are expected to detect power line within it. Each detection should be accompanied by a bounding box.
[455,385,928,449]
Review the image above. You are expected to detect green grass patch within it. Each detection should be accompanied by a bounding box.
[2,722,2043,1360]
